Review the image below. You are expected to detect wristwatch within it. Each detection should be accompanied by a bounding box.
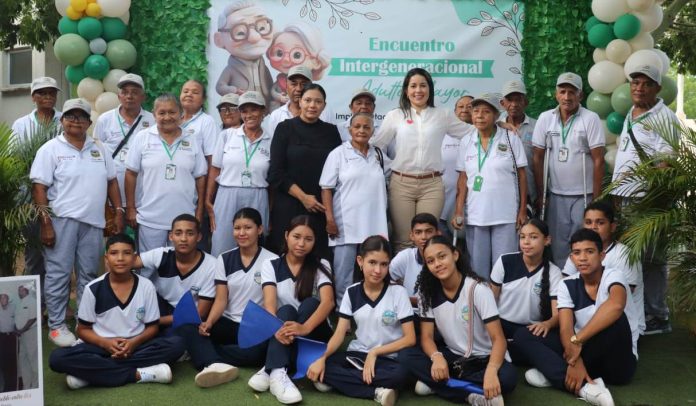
[570,335,583,345]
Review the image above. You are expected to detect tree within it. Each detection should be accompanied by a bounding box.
[656,0,696,74]
[0,0,59,51]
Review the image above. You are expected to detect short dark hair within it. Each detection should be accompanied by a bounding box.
[301,83,326,100]
[105,233,136,251]
[569,228,603,252]
[411,212,439,230]
[171,213,200,233]
[584,200,615,223]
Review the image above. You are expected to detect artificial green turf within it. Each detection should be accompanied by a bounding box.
[41,318,696,406]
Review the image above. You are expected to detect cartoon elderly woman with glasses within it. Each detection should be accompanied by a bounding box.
[266,21,330,110]
[214,1,275,106]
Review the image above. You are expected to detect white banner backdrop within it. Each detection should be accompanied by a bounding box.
[206,0,525,124]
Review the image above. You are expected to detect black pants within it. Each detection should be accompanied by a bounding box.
[322,351,412,399]
[0,333,18,391]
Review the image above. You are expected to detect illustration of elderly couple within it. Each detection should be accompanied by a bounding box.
[214,1,331,111]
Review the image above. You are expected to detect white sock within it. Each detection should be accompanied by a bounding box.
[270,368,285,380]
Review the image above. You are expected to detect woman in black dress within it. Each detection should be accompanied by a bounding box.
[267,83,341,257]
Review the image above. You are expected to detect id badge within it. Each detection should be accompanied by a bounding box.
[165,163,177,180]
[558,147,569,162]
[118,148,128,162]
[241,170,252,187]
[473,175,484,192]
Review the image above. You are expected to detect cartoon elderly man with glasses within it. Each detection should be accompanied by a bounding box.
[214,1,274,106]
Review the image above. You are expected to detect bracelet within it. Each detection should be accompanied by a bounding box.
[115,207,126,213]
[430,351,443,361]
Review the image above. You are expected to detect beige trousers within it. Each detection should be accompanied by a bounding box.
[388,174,444,251]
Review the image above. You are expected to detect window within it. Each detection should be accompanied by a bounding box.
[7,48,32,86]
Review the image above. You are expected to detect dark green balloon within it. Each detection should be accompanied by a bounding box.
[83,54,111,80]
[613,14,640,40]
[585,16,601,33]
[65,64,86,84]
[587,91,613,119]
[606,112,625,135]
[588,23,616,49]
[58,16,79,35]
[101,17,128,41]
[77,17,103,41]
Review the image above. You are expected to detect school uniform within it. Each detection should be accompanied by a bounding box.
[11,108,62,144]
[30,135,116,330]
[319,141,391,305]
[456,127,528,278]
[398,277,517,402]
[563,242,645,334]
[49,273,185,387]
[388,248,422,305]
[125,127,208,252]
[322,282,413,399]
[498,113,538,202]
[532,107,604,265]
[515,268,638,391]
[15,293,38,390]
[263,102,335,137]
[210,126,272,256]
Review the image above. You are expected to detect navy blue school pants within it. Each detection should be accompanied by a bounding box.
[397,346,517,403]
[513,313,637,391]
[49,336,185,387]
[322,351,412,399]
[500,319,561,365]
[265,297,333,372]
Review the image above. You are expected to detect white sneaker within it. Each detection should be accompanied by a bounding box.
[49,325,77,347]
[137,363,172,384]
[414,380,434,396]
[578,378,614,406]
[525,368,552,388]
[467,393,504,406]
[248,368,270,392]
[195,363,238,388]
[269,368,302,404]
[374,387,398,406]
[66,375,89,390]
[313,381,332,392]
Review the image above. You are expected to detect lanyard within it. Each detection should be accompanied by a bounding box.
[33,111,56,127]
[116,110,141,138]
[181,110,203,129]
[477,130,496,172]
[560,114,576,145]
[160,138,181,161]
[242,135,262,169]
[626,111,651,131]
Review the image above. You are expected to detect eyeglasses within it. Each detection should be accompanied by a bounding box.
[218,106,239,114]
[62,113,90,123]
[268,45,308,65]
[218,18,273,42]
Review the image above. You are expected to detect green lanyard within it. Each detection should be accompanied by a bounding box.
[116,109,141,138]
[477,130,496,172]
[160,138,181,161]
[181,111,203,129]
[242,135,262,169]
[33,111,56,128]
[627,111,651,132]
[560,114,576,146]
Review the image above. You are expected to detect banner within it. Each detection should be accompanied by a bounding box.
[206,0,525,124]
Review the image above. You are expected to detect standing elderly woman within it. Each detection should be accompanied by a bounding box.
[217,93,242,131]
[267,83,341,257]
[207,91,271,256]
[319,112,390,304]
[371,68,477,251]
[452,93,528,279]
[125,93,208,253]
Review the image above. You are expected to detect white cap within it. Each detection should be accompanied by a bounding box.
[471,93,503,113]
[350,88,376,103]
[501,80,527,97]
[287,65,313,81]
[31,76,61,94]
[628,64,662,85]
[217,93,240,108]
[62,98,92,116]
[117,73,144,89]
[556,72,583,90]
[238,91,266,107]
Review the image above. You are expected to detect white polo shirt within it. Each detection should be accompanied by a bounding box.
[441,134,462,221]
[11,108,62,144]
[389,248,422,299]
[182,110,219,157]
[126,127,208,230]
[264,102,335,136]
[319,142,390,246]
[215,247,279,322]
[78,272,160,339]
[557,267,639,358]
[498,113,538,201]
[30,135,117,229]
[455,127,528,226]
[611,99,679,197]
[490,252,563,325]
[212,126,272,188]
[260,256,333,310]
[338,282,414,358]
[532,107,604,196]
[139,247,218,309]
[15,294,37,330]
[562,242,645,334]
[0,303,15,332]
[94,107,155,205]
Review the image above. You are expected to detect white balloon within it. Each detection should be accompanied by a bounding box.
[89,38,108,55]
[627,0,654,12]
[119,11,130,25]
[628,32,654,52]
[633,4,663,33]
[55,0,70,16]
[102,69,127,93]
[624,49,664,80]
[652,48,671,75]
[593,48,608,63]
[97,0,131,18]
[606,39,633,64]
[605,145,618,171]
[592,0,629,23]
[77,78,105,101]
[588,61,627,93]
[95,92,120,113]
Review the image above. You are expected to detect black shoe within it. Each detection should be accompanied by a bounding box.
[644,318,672,335]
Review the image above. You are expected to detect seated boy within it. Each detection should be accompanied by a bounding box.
[562,201,645,334]
[49,234,185,389]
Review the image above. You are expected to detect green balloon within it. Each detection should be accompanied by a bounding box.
[65,64,86,84]
[613,14,640,40]
[586,91,613,119]
[105,39,137,70]
[53,33,90,66]
[588,23,616,48]
[611,83,633,116]
[585,16,601,33]
[658,76,678,105]
[83,54,111,80]
[58,17,79,35]
[101,17,128,41]
[606,112,625,135]
[77,17,103,41]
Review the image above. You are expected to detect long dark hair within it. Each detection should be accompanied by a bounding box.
[522,218,553,321]
[283,215,333,301]
[357,235,392,283]
[399,68,435,119]
[415,235,483,312]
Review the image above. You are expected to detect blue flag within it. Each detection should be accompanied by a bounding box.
[172,291,202,328]
[293,337,327,379]
[446,378,484,395]
[238,301,283,348]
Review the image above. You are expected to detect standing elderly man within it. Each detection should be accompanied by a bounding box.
[15,284,38,390]
[0,293,18,392]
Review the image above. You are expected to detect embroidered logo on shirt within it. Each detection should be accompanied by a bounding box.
[460,305,470,322]
[533,281,542,295]
[142,121,150,128]
[190,286,200,296]
[497,143,508,152]
[382,309,397,326]
[90,150,101,158]
[254,271,262,284]
[181,140,190,147]
[136,306,145,321]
